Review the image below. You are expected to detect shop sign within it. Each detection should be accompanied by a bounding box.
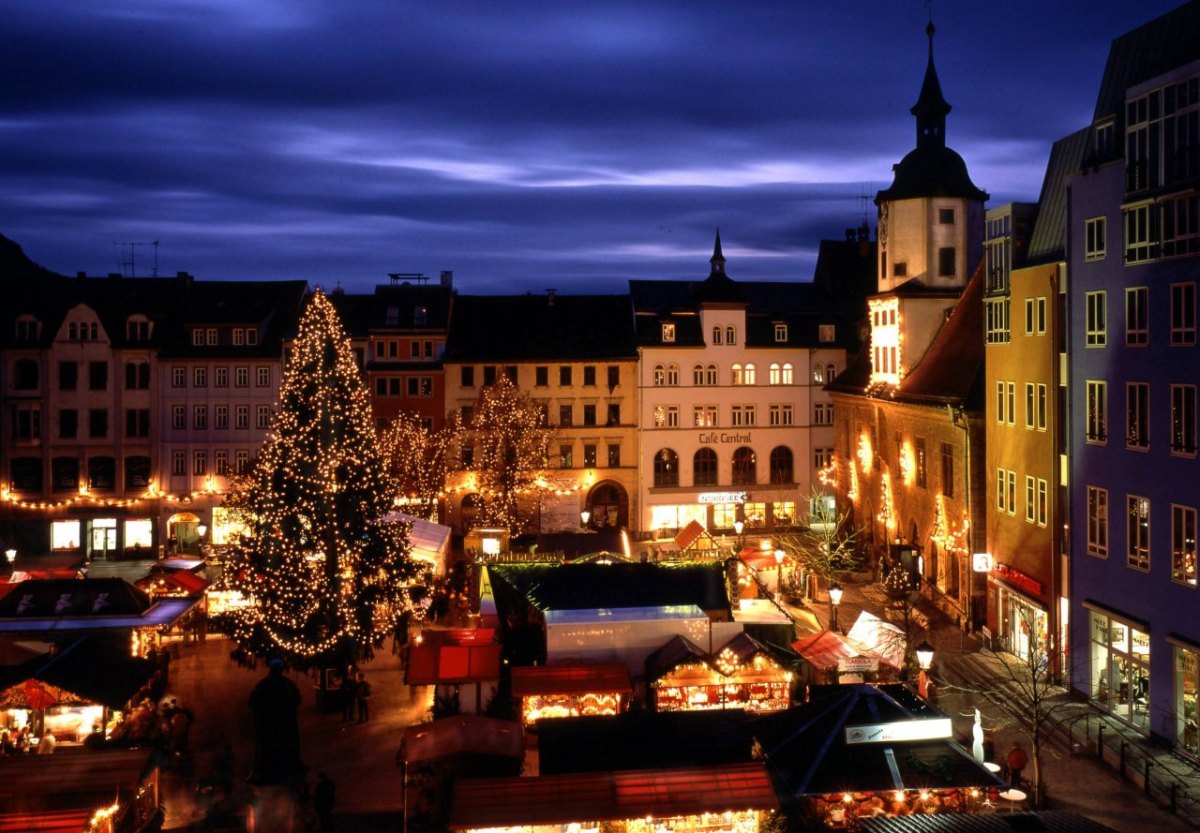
[698,431,753,445]
[845,717,953,745]
[837,655,879,673]
[992,562,1043,595]
[697,491,748,504]
[972,552,993,572]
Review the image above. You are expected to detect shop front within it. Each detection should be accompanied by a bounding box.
[1086,603,1150,731]
[510,663,632,725]
[648,633,791,714]
[646,491,798,543]
[1170,636,1200,758]
[987,570,1048,663]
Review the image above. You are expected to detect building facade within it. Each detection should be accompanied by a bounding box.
[1068,2,1200,750]
[632,234,865,545]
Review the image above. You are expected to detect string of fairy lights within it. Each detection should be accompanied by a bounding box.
[220,290,423,663]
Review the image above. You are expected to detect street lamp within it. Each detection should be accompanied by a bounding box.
[828,581,843,632]
[4,549,15,571]
[733,520,745,551]
[580,509,591,529]
[915,639,935,699]
[774,548,785,599]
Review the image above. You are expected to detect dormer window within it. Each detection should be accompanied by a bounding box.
[414,306,428,326]
[68,321,98,341]
[246,328,258,346]
[774,323,788,343]
[126,316,152,342]
[385,306,400,326]
[15,315,40,341]
[662,323,676,343]
[712,326,722,345]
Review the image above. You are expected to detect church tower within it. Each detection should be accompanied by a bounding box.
[875,22,988,295]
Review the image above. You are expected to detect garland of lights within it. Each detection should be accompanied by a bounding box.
[219,290,425,665]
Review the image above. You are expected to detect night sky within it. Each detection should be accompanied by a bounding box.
[1,1,1185,294]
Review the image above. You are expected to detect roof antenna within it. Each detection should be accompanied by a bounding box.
[112,240,159,278]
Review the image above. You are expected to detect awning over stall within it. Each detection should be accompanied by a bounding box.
[382,512,451,576]
[511,663,632,698]
[405,628,501,685]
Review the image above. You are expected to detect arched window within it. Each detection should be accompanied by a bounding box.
[769,363,782,385]
[712,326,723,345]
[769,446,794,484]
[653,365,666,386]
[693,364,706,386]
[813,366,825,383]
[725,326,735,344]
[693,448,718,487]
[731,364,743,385]
[13,359,39,390]
[781,363,794,384]
[666,364,679,385]
[654,448,679,487]
[731,447,756,485]
[706,365,718,385]
[743,363,756,385]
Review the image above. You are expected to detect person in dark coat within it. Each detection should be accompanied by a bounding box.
[314,771,336,832]
[356,673,372,723]
[247,658,305,786]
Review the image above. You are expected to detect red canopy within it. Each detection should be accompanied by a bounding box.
[406,629,502,685]
[792,630,871,670]
[511,663,632,697]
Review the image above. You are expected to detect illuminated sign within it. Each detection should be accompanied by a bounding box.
[697,492,749,504]
[972,552,993,572]
[837,656,879,673]
[844,718,953,745]
[992,562,1044,595]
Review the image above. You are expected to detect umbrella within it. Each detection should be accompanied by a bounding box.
[23,678,59,710]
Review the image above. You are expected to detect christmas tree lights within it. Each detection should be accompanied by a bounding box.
[220,291,424,666]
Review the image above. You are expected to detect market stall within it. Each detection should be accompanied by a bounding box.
[792,629,892,685]
[749,684,1004,828]
[405,628,502,714]
[649,633,791,713]
[510,662,632,725]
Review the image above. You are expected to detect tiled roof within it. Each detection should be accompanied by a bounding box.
[444,294,636,361]
[892,264,984,408]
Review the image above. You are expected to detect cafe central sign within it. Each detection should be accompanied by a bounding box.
[698,431,752,444]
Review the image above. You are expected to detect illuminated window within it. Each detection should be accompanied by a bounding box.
[661,323,675,343]
[1086,380,1107,443]
[1086,217,1107,260]
[1172,384,1197,455]
[1088,487,1109,555]
[1127,495,1150,571]
[1172,504,1197,586]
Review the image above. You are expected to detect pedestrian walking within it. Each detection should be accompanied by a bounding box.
[314,771,336,832]
[356,672,372,723]
[1006,740,1029,788]
[341,669,357,722]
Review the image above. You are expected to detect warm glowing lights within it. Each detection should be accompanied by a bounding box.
[876,472,895,534]
[869,297,901,386]
[856,433,873,475]
[898,442,915,486]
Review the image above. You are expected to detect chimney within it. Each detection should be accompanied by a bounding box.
[440,270,454,287]
[546,288,557,306]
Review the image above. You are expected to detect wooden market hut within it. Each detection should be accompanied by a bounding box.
[405,628,502,715]
[748,684,1004,828]
[648,632,792,713]
[509,662,632,725]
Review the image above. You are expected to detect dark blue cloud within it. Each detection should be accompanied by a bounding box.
[0,0,1185,293]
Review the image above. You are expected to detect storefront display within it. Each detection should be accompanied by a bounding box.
[1089,608,1150,730]
[1173,641,1200,757]
[650,634,791,713]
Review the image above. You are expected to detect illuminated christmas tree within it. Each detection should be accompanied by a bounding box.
[380,411,458,521]
[222,290,422,666]
[461,374,554,534]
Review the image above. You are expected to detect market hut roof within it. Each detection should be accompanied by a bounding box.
[486,561,731,614]
[750,684,1003,797]
[401,715,523,766]
[510,662,632,697]
[449,762,777,829]
[536,710,755,775]
[0,635,158,710]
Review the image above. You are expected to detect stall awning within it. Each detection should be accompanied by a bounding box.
[511,663,632,697]
[0,635,158,710]
[402,715,523,765]
[449,762,778,829]
[792,630,870,670]
[405,628,501,685]
[382,512,451,574]
[846,612,906,670]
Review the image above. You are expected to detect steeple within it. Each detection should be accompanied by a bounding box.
[911,22,951,151]
[709,229,726,276]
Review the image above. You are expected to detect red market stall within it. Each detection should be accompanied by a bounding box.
[405,628,502,714]
[510,662,632,725]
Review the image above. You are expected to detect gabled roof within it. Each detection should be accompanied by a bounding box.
[893,264,984,408]
[0,578,151,617]
[444,294,636,361]
[0,635,157,710]
[402,715,523,766]
[645,634,710,680]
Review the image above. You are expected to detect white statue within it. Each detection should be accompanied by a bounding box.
[972,707,985,763]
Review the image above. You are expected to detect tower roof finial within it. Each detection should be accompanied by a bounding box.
[710,228,725,274]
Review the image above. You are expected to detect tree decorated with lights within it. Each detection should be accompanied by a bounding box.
[461,374,555,534]
[222,290,422,667]
[380,411,459,521]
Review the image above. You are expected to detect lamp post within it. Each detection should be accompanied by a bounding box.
[733,520,745,552]
[580,509,591,529]
[915,639,935,699]
[4,549,15,573]
[828,581,843,633]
